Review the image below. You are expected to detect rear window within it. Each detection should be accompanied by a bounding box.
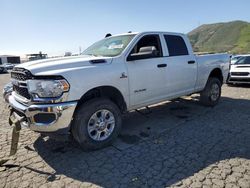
[164,35,189,56]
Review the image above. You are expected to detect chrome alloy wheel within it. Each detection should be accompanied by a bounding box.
[87,109,115,141]
[210,83,220,101]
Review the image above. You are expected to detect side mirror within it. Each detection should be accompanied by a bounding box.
[127,46,158,61]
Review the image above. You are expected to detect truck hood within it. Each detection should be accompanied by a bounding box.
[15,55,113,76]
[230,64,250,72]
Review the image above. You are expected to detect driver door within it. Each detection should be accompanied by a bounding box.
[126,34,167,108]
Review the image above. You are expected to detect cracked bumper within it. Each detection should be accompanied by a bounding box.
[7,95,77,132]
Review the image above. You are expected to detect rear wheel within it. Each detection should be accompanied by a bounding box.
[71,98,122,151]
[200,77,222,106]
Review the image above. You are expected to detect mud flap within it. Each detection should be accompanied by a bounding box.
[9,111,24,156]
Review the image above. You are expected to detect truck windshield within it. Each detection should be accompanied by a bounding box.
[231,56,242,64]
[235,56,250,65]
[82,34,136,57]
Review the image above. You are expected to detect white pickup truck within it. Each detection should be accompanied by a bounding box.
[4,31,230,150]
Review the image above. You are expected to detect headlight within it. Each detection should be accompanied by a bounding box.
[27,79,69,98]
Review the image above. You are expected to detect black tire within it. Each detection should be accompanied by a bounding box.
[71,98,122,151]
[200,77,222,107]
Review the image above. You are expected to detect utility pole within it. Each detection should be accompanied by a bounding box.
[79,46,82,55]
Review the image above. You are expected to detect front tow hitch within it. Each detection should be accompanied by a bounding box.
[9,111,24,156]
[0,111,24,169]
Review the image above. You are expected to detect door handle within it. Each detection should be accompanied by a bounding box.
[157,64,167,68]
[188,60,195,64]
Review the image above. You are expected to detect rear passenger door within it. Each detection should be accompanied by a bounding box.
[163,34,197,96]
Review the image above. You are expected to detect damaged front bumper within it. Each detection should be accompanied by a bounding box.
[7,94,77,132]
[3,83,77,156]
[3,82,13,103]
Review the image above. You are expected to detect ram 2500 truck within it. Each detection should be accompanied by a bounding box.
[4,31,230,150]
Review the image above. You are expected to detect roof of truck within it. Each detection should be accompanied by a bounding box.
[112,31,185,37]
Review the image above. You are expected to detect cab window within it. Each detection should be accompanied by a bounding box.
[164,35,189,56]
[127,35,163,61]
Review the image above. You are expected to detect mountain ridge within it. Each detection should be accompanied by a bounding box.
[188,20,250,54]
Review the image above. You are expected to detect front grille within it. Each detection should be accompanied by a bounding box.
[236,66,250,68]
[11,72,29,81]
[11,69,32,81]
[229,77,250,82]
[13,85,31,99]
[11,68,32,100]
[231,72,249,76]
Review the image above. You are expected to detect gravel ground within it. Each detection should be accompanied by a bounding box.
[0,73,250,188]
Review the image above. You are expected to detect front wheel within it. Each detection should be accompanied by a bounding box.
[71,98,122,151]
[200,77,222,107]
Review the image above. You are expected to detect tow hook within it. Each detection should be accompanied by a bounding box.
[0,112,24,169]
[9,111,24,156]
[9,116,24,156]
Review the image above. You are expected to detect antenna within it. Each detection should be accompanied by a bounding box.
[105,33,112,38]
[79,46,82,55]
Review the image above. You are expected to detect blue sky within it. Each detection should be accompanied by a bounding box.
[1,0,250,57]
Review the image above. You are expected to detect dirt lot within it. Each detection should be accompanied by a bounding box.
[0,73,250,188]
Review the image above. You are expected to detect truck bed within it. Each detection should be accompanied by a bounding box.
[195,53,230,91]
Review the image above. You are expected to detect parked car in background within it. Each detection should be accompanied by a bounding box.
[4,31,230,150]
[0,65,8,73]
[0,55,21,71]
[231,55,243,65]
[230,54,250,65]
[4,63,15,70]
[228,55,250,84]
